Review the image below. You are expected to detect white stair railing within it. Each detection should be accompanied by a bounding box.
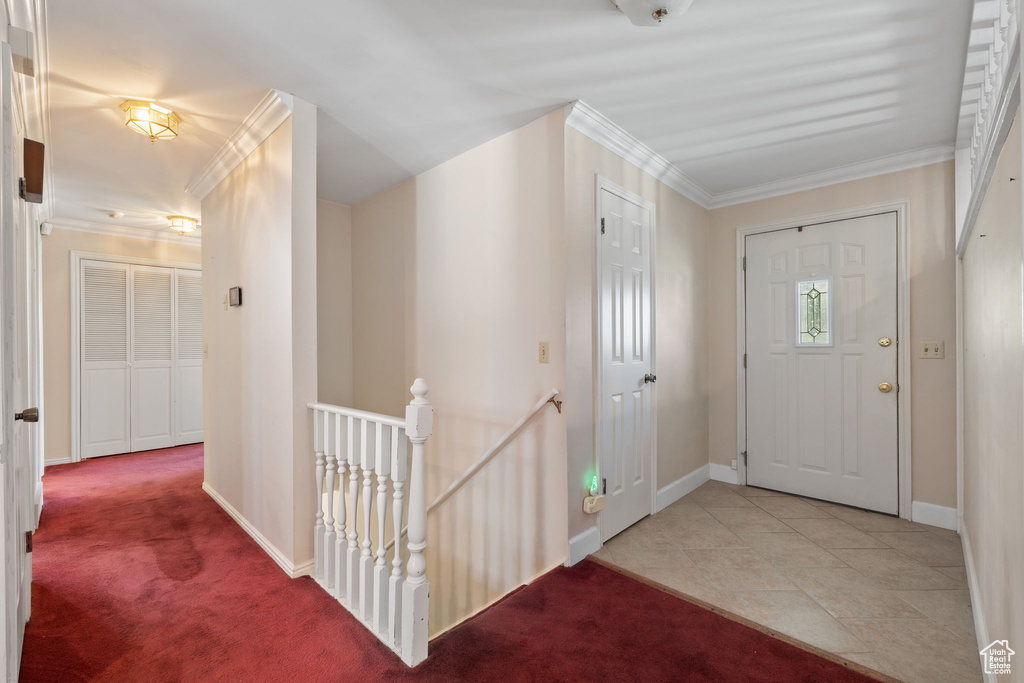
[308,379,432,667]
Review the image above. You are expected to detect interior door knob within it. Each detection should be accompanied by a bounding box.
[15,407,38,423]
[644,374,657,384]
[878,337,892,347]
[878,382,893,394]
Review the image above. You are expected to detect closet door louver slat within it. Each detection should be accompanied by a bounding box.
[83,266,127,363]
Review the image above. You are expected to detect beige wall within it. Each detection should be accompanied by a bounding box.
[708,161,958,508]
[962,109,1024,660]
[350,111,568,635]
[316,199,353,406]
[202,101,319,570]
[41,229,201,463]
[563,126,710,540]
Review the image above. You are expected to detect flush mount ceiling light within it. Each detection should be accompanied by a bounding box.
[610,0,695,26]
[167,215,198,235]
[121,100,180,142]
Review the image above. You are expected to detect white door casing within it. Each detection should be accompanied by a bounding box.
[597,177,656,541]
[744,212,899,514]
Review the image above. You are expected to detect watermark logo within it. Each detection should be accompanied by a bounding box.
[980,640,1014,676]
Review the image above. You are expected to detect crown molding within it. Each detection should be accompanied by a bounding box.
[708,144,956,209]
[184,89,294,201]
[565,100,954,212]
[47,217,202,246]
[564,100,714,208]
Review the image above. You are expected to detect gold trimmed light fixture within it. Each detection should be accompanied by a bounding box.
[121,100,180,142]
[167,215,198,236]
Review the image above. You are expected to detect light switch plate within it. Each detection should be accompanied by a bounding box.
[919,341,945,359]
[539,341,550,363]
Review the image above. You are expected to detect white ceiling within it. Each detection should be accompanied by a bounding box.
[45,0,972,233]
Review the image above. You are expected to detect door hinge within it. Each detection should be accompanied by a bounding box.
[25,531,32,553]
[743,353,747,369]
[742,256,746,271]
[602,478,607,495]
[601,217,606,235]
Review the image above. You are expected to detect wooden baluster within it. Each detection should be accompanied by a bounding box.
[347,417,361,610]
[334,412,348,602]
[402,379,432,666]
[360,419,376,619]
[388,427,408,648]
[373,423,391,634]
[323,412,337,593]
[313,410,325,582]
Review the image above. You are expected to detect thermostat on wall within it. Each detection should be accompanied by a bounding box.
[229,287,242,307]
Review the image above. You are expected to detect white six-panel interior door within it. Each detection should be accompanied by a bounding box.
[744,213,899,514]
[80,259,203,459]
[598,180,656,541]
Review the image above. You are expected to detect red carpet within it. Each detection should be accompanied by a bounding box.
[21,445,878,682]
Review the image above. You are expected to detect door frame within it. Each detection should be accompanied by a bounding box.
[735,200,912,519]
[69,251,201,463]
[594,175,658,534]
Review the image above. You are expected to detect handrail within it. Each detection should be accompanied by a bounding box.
[385,388,561,551]
[306,401,406,429]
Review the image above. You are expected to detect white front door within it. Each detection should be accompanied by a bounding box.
[598,182,655,541]
[744,212,899,514]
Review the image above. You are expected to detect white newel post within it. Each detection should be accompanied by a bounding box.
[323,413,337,592]
[314,411,325,581]
[402,378,432,667]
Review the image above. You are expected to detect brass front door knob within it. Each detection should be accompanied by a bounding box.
[878,382,893,393]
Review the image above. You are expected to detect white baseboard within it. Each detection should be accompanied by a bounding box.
[202,482,312,579]
[960,516,994,683]
[911,500,958,531]
[567,526,602,566]
[44,458,72,467]
[657,464,710,511]
[709,463,739,485]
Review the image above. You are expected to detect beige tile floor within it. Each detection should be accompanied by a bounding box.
[592,480,983,683]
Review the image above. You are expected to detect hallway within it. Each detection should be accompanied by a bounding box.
[22,446,881,682]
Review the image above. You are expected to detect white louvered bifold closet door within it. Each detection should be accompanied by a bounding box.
[174,269,203,444]
[80,261,131,457]
[129,265,175,452]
